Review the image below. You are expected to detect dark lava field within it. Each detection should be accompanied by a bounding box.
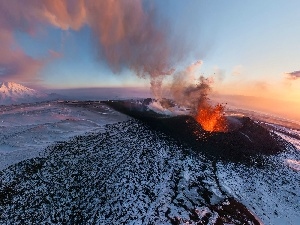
[0,100,299,224]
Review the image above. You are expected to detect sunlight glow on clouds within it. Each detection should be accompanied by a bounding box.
[0,0,299,111]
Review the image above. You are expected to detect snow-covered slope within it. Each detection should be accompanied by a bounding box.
[0,101,299,224]
[0,119,263,224]
[0,101,129,170]
[0,81,54,105]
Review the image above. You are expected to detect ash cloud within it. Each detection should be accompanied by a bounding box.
[285,71,300,80]
[0,0,183,94]
[84,0,181,98]
[170,61,212,114]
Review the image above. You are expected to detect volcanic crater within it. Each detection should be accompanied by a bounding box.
[105,98,288,164]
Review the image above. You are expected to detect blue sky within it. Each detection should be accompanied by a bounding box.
[1,0,300,101]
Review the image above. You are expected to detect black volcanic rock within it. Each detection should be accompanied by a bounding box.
[1,101,299,224]
[104,99,286,163]
[0,119,262,224]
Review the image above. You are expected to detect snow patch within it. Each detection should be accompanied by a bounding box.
[0,101,129,170]
[285,159,300,171]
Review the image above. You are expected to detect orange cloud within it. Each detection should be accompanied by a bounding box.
[0,0,88,83]
[0,0,86,32]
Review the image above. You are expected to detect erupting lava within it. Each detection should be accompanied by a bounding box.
[168,62,229,132]
[195,101,228,132]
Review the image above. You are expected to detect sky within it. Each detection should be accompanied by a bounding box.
[1,0,300,106]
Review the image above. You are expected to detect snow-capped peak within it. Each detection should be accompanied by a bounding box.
[0,81,52,105]
[0,81,44,96]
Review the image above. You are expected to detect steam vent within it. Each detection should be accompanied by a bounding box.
[105,99,287,164]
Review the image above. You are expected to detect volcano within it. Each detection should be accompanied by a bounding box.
[0,100,298,224]
[105,99,287,164]
[0,81,58,105]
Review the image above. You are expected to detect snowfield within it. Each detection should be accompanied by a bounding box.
[0,101,299,224]
[0,101,129,170]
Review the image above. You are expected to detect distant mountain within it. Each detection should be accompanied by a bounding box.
[0,81,58,105]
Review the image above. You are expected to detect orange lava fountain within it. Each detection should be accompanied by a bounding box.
[195,101,228,132]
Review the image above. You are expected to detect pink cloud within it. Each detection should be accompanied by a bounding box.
[0,32,43,82]
[285,71,300,80]
[0,0,183,94]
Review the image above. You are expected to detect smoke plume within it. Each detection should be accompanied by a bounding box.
[0,0,182,95]
[169,61,228,132]
[0,1,230,132]
[84,0,180,98]
[170,60,211,114]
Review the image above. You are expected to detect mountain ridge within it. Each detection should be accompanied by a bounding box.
[0,81,57,105]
